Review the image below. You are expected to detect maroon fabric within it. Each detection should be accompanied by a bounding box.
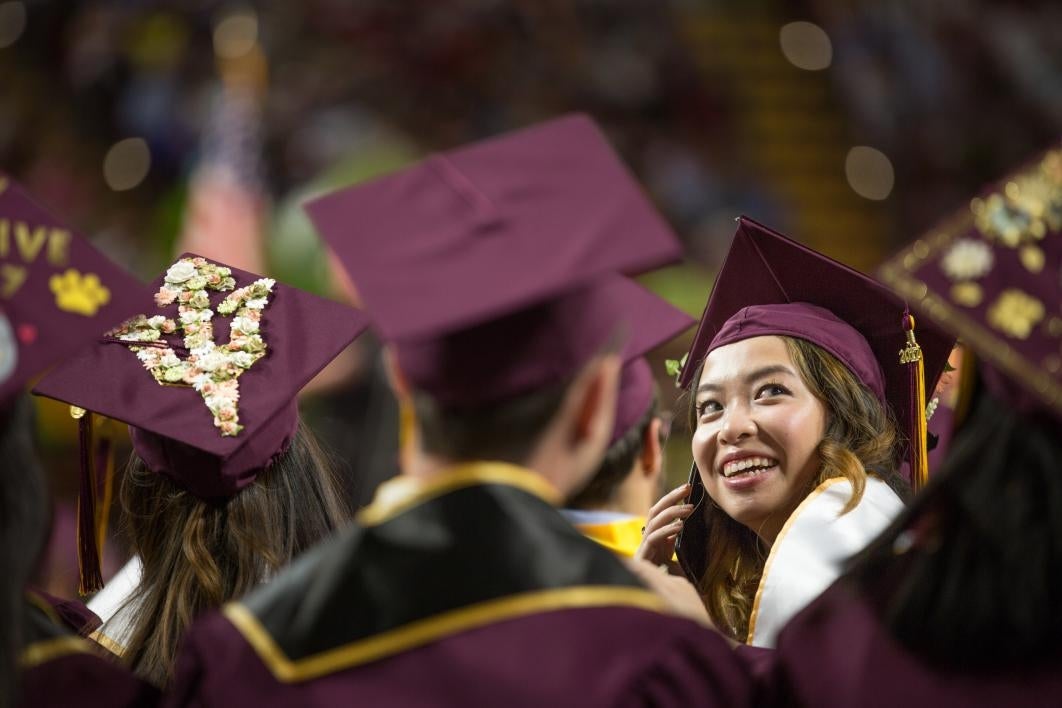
[878,143,1062,423]
[395,275,688,408]
[611,358,654,445]
[19,651,159,708]
[165,605,755,708]
[306,113,683,345]
[26,588,102,636]
[34,254,369,499]
[763,579,1062,707]
[709,303,885,404]
[680,217,954,467]
[0,174,148,405]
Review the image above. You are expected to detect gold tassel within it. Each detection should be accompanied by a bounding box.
[900,313,929,491]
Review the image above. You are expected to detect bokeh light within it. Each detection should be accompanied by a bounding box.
[845,146,895,201]
[0,1,27,49]
[103,138,151,191]
[213,9,258,59]
[779,21,832,71]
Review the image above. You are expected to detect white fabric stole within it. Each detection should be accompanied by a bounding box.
[746,476,904,648]
[87,554,143,654]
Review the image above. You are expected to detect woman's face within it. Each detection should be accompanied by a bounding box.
[691,336,826,543]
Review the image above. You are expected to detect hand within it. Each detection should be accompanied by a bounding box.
[626,558,713,629]
[634,483,694,567]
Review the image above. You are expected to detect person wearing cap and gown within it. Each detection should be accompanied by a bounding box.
[163,114,755,707]
[0,175,158,707]
[562,304,696,558]
[34,253,369,687]
[635,217,953,651]
[758,144,1062,707]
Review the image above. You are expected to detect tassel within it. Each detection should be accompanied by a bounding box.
[899,312,929,491]
[93,418,115,558]
[73,406,104,596]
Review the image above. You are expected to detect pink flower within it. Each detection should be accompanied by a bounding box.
[193,257,207,266]
[155,288,177,306]
[201,382,216,395]
[185,323,199,334]
[207,273,221,284]
[246,310,262,322]
[161,320,177,334]
[219,421,239,435]
[179,291,193,302]
[217,406,236,421]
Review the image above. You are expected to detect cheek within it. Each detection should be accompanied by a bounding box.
[690,423,717,468]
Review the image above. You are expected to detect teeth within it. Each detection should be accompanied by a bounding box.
[721,456,777,478]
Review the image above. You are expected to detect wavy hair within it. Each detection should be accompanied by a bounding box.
[114,420,348,687]
[687,336,904,641]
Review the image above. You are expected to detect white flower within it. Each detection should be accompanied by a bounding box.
[941,239,994,281]
[179,310,199,325]
[190,344,215,358]
[198,309,215,322]
[191,374,212,391]
[231,316,259,334]
[136,349,160,364]
[245,298,268,310]
[164,260,197,284]
[197,351,227,372]
[160,351,181,368]
[231,351,255,368]
[147,315,167,328]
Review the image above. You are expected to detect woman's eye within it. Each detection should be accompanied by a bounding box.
[756,383,789,399]
[696,400,721,416]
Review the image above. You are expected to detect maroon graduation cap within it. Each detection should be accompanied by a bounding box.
[0,173,147,404]
[675,217,954,583]
[879,142,1062,424]
[610,291,695,445]
[35,254,370,591]
[305,113,685,408]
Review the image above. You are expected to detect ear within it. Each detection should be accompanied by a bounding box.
[639,417,663,480]
[572,354,622,444]
[382,347,411,399]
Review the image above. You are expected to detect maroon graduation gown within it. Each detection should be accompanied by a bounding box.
[165,465,755,707]
[764,577,1062,707]
[18,595,159,708]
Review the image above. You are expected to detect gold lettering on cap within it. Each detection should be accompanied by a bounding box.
[15,222,48,263]
[0,264,27,298]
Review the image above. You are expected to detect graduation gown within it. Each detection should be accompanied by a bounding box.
[165,462,754,707]
[764,577,1062,707]
[561,509,646,558]
[18,594,158,708]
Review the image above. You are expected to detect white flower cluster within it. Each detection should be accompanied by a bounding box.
[104,257,276,437]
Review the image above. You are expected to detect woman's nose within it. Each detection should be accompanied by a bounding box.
[718,402,756,444]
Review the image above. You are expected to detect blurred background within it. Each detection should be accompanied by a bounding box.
[5,0,1059,594]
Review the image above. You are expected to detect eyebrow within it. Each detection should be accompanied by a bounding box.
[696,365,796,394]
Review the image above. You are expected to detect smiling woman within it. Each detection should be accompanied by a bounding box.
[635,217,954,647]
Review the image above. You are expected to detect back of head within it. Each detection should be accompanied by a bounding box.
[117,421,348,687]
[0,399,49,707]
[850,380,1062,669]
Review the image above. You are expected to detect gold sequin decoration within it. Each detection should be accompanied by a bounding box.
[1020,245,1045,273]
[986,289,1045,340]
[951,282,983,307]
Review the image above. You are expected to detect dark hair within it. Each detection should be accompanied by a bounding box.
[116,420,349,687]
[0,397,50,708]
[686,336,904,641]
[849,385,1062,669]
[412,378,571,465]
[568,396,658,509]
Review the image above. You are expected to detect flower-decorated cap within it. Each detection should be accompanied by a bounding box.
[0,174,148,404]
[34,253,370,499]
[879,143,1062,423]
[609,292,695,445]
[306,113,684,406]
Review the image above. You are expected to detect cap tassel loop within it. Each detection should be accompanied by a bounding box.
[900,312,929,491]
[72,406,104,596]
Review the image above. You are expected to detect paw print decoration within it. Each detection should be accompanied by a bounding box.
[49,268,111,316]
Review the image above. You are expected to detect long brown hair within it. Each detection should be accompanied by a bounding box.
[114,420,348,687]
[688,336,903,641]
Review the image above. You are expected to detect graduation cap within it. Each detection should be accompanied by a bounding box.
[674,217,954,583]
[610,291,695,445]
[35,254,369,591]
[0,174,147,404]
[879,143,1062,424]
[306,113,684,408]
